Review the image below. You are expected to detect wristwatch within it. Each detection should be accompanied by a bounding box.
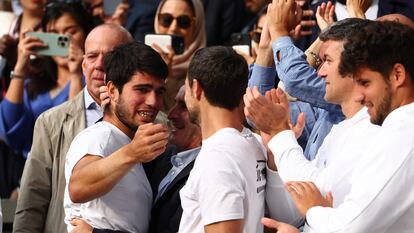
[10,71,25,79]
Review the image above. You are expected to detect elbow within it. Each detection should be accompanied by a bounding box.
[68,178,91,203]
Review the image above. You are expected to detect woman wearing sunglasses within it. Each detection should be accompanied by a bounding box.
[0,1,95,159]
[153,0,206,111]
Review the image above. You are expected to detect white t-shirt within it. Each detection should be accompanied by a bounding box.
[64,121,152,233]
[179,127,266,233]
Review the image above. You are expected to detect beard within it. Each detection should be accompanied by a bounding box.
[115,96,139,132]
[371,88,392,126]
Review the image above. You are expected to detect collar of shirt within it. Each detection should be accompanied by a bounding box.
[382,102,414,128]
[170,147,201,168]
[83,87,103,127]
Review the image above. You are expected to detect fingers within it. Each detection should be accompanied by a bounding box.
[326,191,334,207]
[293,112,306,138]
[261,217,281,229]
[137,123,169,136]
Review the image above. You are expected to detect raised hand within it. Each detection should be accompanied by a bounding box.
[14,31,46,76]
[104,1,129,25]
[316,1,335,31]
[125,123,169,163]
[347,0,373,18]
[285,181,333,216]
[0,34,18,67]
[267,0,302,41]
[68,41,84,74]
[244,87,290,136]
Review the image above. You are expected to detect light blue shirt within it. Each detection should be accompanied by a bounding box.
[83,88,103,127]
[155,147,201,201]
[248,36,344,160]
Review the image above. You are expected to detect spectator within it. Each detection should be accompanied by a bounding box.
[125,0,161,42]
[152,0,206,111]
[0,1,95,158]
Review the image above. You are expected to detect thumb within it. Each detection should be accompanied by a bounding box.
[70,218,80,226]
[293,112,306,138]
[261,217,281,230]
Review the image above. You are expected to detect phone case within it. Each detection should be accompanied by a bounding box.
[26,32,70,57]
[232,45,250,56]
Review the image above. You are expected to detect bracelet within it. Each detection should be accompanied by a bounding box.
[10,71,25,80]
[309,51,322,67]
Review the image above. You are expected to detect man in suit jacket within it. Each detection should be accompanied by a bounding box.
[12,24,133,233]
[148,85,202,233]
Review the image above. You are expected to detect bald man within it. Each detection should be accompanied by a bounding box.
[13,24,133,233]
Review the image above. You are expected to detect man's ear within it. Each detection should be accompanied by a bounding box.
[107,81,118,102]
[192,79,203,100]
[391,63,408,89]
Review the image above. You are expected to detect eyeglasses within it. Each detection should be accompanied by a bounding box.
[249,30,261,43]
[158,13,194,29]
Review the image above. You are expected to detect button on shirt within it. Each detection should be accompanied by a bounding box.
[156,147,201,201]
[83,88,103,127]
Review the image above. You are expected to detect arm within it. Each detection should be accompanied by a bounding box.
[67,41,84,100]
[305,132,414,233]
[13,114,53,232]
[68,123,168,203]
[204,220,243,233]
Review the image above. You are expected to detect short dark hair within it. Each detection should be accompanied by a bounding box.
[187,46,248,110]
[42,1,95,35]
[319,18,371,42]
[339,21,414,82]
[104,41,168,92]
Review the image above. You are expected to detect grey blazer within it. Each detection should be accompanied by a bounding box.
[13,91,86,233]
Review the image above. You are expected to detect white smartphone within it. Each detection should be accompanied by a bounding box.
[232,45,250,56]
[144,34,184,55]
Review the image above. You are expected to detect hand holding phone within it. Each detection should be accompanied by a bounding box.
[145,34,185,55]
[26,32,70,57]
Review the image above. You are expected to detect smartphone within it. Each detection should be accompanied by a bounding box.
[145,34,185,55]
[103,0,122,16]
[26,32,70,57]
[232,45,250,56]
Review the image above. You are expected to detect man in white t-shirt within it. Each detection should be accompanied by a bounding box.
[178,46,267,233]
[64,41,169,233]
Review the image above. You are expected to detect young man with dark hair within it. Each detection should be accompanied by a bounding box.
[178,46,268,233]
[64,41,169,233]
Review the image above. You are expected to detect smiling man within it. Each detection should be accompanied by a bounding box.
[64,41,169,233]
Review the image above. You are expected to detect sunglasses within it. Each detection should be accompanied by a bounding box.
[158,13,194,29]
[249,30,261,43]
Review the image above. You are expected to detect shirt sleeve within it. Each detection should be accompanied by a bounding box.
[248,64,277,95]
[267,130,330,187]
[65,128,109,180]
[196,149,246,225]
[305,132,414,233]
[266,166,303,226]
[272,37,341,114]
[0,96,34,157]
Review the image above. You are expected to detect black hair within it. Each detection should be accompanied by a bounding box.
[28,1,96,100]
[187,46,248,110]
[319,18,371,42]
[158,0,195,16]
[339,21,414,82]
[104,41,168,92]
